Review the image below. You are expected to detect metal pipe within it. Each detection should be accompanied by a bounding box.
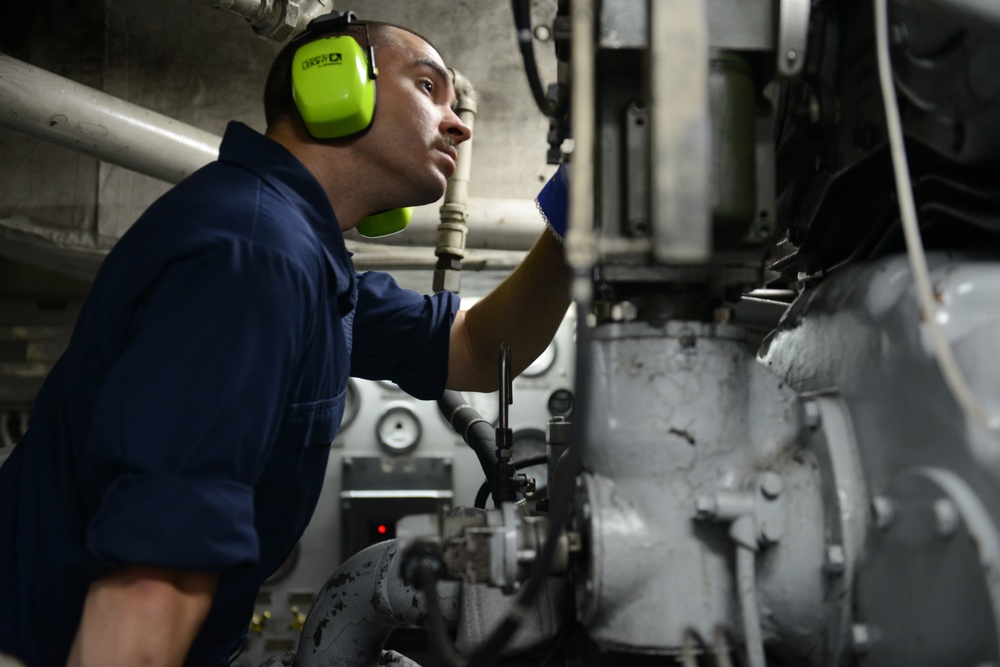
[567,0,598,298]
[295,540,460,667]
[350,197,544,251]
[433,69,478,294]
[0,54,221,185]
[200,0,326,41]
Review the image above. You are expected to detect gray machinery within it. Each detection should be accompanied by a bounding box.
[288,0,1000,666]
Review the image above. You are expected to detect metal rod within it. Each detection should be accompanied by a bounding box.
[0,53,221,185]
[567,0,598,305]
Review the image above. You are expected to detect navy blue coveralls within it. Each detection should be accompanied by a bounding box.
[0,122,459,666]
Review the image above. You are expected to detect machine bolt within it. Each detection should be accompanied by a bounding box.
[824,544,846,575]
[934,498,960,537]
[609,301,638,322]
[759,520,782,545]
[759,472,783,499]
[803,400,822,430]
[694,495,718,520]
[872,496,894,530]
[851,624,872,654]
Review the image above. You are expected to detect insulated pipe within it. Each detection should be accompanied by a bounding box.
[295,539,460,667]
[0,54,221,184]
[433,69,478,294]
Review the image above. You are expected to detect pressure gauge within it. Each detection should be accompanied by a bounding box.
[522,340,557,378]
[375,402,422,454]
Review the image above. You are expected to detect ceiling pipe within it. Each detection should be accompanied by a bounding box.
[200,0,329,41]
[0,53,221,184]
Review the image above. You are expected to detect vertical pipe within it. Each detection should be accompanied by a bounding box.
[649,0,711,262]
[567,0,597,307]
[433,69,477,294]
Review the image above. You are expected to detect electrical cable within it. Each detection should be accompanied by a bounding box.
[474,480,492,510]
[532,621,581,667]
[474,455,551,509]
[511,0,557,116]
[874,0,1000,437]
[438,390,498,487]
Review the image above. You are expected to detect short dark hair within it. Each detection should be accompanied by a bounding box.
[263,19,433,130]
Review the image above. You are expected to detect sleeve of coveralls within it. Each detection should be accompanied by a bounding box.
[83,240,316,571]
[350,271,459,400]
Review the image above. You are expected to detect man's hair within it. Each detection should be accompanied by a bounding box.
[263,19,434,131]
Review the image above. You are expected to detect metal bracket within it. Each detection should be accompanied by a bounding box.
[777,0,811,78]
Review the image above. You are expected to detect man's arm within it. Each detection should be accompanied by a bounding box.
[447,227,572,392]
[66,565,218,667]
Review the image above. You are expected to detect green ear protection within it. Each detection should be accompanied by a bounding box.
[290,11,411,238]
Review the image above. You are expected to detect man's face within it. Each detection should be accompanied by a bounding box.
[353,28,473,208]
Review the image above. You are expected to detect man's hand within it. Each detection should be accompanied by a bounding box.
[67,564,218,667]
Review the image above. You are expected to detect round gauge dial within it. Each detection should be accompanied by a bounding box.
[376,402,422,453]
[522,340,557,378]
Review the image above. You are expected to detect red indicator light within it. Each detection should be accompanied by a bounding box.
[377,524,388,535]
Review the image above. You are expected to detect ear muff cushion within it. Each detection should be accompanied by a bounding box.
[292,36,375,139]
[356,207,413,238]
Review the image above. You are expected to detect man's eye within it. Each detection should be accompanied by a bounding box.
[421,80,434,94]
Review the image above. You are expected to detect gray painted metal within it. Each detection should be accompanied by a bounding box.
[856,468,1000,665]
[760,253,1000,663]
[575,320,827,659]
[293,539,461,667]
[0,54,221,185]
[776,0,810,77]
[650,0,712,262]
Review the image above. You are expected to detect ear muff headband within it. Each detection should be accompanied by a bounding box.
[291,12,377,139]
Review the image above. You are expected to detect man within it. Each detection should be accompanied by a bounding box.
[0,15,570,667]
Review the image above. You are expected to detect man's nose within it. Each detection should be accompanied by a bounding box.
[443,108,473,145]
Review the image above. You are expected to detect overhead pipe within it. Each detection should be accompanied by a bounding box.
[200,0,328,41]
[349,196,544,251]
[295,539,460,667]
[0,54,221,185]
[433,69,478,294]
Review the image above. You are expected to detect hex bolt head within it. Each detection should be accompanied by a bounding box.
[803,400,822,430]
[694,495,718,520]
[934,498,960,538]
[872,495,894,530]
[851,624,872,654]
[825,544,846,575]
[759,520,783,545]
[759,472,784,500]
